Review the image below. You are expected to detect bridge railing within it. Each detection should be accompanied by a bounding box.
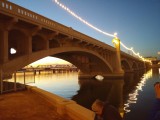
[0,0,115,52]
[120,51,142,61]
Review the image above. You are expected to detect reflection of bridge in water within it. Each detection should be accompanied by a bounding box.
[72,68,152,117]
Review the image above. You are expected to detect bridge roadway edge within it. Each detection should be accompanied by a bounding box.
[26,85,95,120]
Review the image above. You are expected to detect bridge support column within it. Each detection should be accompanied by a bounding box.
[143,61,146,69]
[0,30,9,63]
[14,72,17,91]
[24,71,26,85]
[78,72,94,79]
[45,40,49,50]
[112,37,124,74]
[0,68,3,94]
[25,36,32,54]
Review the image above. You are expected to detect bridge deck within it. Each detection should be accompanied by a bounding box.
[0,90,72,120]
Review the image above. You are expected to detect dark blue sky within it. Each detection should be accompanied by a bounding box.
[9,0,160,58]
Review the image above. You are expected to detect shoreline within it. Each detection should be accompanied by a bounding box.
[0,85,95,120]
[0,89,71,120]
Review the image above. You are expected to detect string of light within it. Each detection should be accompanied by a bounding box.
[53,0,114,38]
[120,41,151,62]
[53,0,151,63]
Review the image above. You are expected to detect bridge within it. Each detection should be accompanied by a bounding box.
[18,64,78,74]
[0,0,150,80]
[151,60,160,68]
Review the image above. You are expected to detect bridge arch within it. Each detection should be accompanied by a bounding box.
[53,50,113,75]
[132,62,138,71]
[138,62,145,70]
[121,59,132,72]
[3,47,113,76]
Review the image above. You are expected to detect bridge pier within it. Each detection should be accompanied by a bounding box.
[112,37,124,74]
[151,60,160,68]
[25,35,32,54]
[0,68,3,94]
[14,72,17,92]
[78,37,125,79]
[24,71,26,85]
[0,30,9,63]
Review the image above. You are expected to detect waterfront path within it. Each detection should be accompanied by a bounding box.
[0,90,72,120]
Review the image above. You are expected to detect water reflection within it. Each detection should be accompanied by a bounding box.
[4,68,160,120]
[123,68,160,120]
[28,72,80,99]
[70,69,154,119]
[123,69,152,113]
[72,78,116,109]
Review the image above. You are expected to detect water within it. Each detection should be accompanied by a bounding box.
[11,68,160,120]
[123,68,160,120]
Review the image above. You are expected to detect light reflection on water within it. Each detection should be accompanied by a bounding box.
[124,69,152,113]
[28,72,80,99]
[123,68,160,120]
[9,68,160,120]
[8,71,79,99]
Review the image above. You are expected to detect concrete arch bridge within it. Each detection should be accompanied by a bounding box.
[0,0,150,79]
